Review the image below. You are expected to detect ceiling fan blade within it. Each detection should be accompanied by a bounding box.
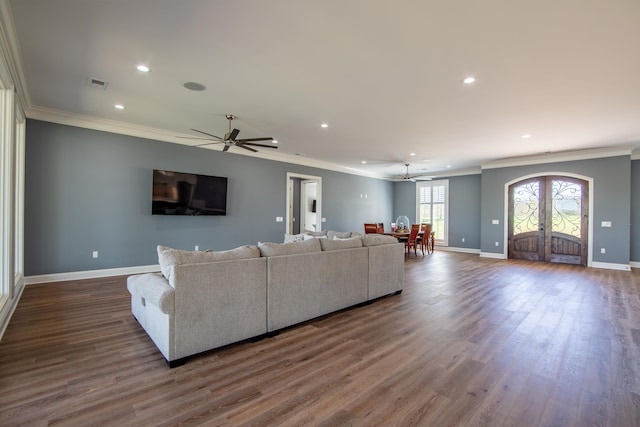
[190,129,223,139]
[222,144,231,152]
[237,137,274,142]
[176,136,221,141]
[228,128,240,140]
[194,141,224,147]
[241,142,278,149]
[237,143,258,153]
[413,175,435,181]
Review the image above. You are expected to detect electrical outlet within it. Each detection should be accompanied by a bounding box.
[492,219,499,225]
[276,217,283,222]
[195,245,199,251]
[601,248,606,254]
[495,242,499,246]
[461,237,465,243]
[92,251,98,258]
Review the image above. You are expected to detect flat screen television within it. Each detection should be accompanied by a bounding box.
[152,169,228,215]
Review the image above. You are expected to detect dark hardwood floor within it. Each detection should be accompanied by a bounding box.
[1,252,639,426]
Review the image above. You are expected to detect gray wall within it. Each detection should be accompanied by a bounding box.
[480,156,631,265]
[24,120,394,275]
[631,159,640,262]
[393,175,482,249]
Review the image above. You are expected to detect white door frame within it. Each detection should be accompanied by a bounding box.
[286,172,322,233]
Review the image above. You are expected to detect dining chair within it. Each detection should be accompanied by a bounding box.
[405,223,422,257]
[418,223,433,254]
[364,223,378,234]
[376,222,385,233]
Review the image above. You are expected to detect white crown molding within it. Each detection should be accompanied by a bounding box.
[631,150,640,160]
[26,105,387,180]
[482,146,634,170]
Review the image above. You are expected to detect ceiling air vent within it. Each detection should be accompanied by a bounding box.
[87,77,108,90]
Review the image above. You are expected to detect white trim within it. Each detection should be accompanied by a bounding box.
[0,280,24,340]
[437,246,481,254]
[483,147,633,170]
[27,106,388,180]
[24,264,160,285]
[286,173,322,234]
[480,252,507,259]
[503,172,594,268]
[416,179,449,247]
[630,261,640,269]
[591,262,632,271]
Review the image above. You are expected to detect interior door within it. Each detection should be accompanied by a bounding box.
[508,176,588,265]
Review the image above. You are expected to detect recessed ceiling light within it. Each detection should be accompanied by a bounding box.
[136,65,150,73]
[183,81,206,91]
[114,104,125,110]
[522,134,532,139]
[446,165,452,168]
[321,123,328,128]
[361,160,367,164]
[410,153,417,157]
[463,76,476,84]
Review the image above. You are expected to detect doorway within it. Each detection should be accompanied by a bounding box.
[286,173,322,234]
[508,175,589,265]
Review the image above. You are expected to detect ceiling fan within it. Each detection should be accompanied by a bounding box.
[398,163,435,182]
[178,114,277,153]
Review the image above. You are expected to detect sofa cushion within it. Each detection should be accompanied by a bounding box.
[127,273,175,314]
[258,238,322,257]
[361,235,399,246]
[157,244,260,281]
[319,236,363,251]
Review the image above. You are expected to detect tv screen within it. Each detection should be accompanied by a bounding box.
[152,169,228,215]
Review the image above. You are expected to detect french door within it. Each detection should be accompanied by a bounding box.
[508,176,588,266]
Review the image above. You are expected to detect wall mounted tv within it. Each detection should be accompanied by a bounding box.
[152,169,228,216]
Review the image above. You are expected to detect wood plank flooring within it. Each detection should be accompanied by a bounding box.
[1,252,639,426]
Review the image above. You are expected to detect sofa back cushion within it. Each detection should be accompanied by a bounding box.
[157,245,260,283]
[258,238,322,257]
[361,235,399,246]
[319,236,363,251]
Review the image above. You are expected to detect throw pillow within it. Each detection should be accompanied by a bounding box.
[283,233,306,243]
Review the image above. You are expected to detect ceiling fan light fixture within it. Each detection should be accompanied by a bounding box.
[136,64,150,73]
[463,76,476,84]
[321,123,328,128]
[183,81,206,91]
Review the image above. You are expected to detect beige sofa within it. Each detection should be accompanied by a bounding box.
[127,234,403,367]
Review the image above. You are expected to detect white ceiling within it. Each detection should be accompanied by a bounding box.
[5,0,640,179]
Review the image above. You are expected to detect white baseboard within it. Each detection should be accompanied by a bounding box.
[437,246,481,254]
[479,252,507,259]
[24,264,160,285]
[591,261,632,271]
[630,261,640,269]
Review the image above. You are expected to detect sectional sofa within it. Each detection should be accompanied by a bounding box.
[127,233,404,367]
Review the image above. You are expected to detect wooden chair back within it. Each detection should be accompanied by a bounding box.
[364,223,379,234]
[405,223,422,256]
[419,223,433,253]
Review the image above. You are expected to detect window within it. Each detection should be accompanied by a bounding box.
[416,180,449,246]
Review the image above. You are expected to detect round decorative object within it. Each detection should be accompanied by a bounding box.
[395,215,410,232]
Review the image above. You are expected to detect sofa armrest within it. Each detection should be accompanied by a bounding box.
[127,273,175,315]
